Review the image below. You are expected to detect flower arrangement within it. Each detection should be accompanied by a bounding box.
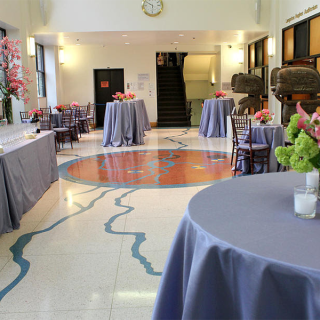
[210,90,227,99]
[0,37,32,123]
[112,91,136,102]
[54,104,66,112]
[125,91,136,100]
[70,101,79,107]
[253,109,275,124]
[28,109,42,118]
[275,102,320,173]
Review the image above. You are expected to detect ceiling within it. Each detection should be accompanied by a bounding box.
[35,30,268,47]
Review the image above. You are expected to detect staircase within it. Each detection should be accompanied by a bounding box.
[157,66,191,127]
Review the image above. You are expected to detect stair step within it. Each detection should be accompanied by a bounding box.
[158,102,186,107]
[158,110,186,115]
[157,121,191,127]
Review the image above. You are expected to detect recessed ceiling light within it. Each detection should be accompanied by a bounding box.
[173,41,179,44]
[122,34,128,37]
[192,37,196,40]
[76,43,80,46]
[223,42,227,44]
[125,43,130,45]
[64,36,70,39]
[179,34,184,37]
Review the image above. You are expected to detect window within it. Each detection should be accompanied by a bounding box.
[35,43,46,97]
[0,28,6,100]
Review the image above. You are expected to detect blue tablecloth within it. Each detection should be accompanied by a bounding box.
[134,99,151,131]
[199,98,235,138]
[152,172,320,319]
[102,101,145,147]
[237,124,284,173]
[0,131,59,234]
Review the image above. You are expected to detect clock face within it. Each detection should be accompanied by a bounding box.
[142,0,163,17]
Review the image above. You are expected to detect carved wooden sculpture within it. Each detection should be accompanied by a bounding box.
[271,65,320,123]
[231,73,264,115]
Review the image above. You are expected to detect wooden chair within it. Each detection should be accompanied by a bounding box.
[40,107,52,114]
[230,112,248,165]
[39,113,52,130]
[231,117,270,176]
[87,103,96,130]
[79,106,90,133]
[65,109,80,142]
[20,111,30,122]
[53,112,73,150]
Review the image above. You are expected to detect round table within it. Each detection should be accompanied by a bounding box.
[199,98,235,138]
[152,172,320,319]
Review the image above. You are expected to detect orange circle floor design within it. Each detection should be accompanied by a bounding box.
[60,150,233,188]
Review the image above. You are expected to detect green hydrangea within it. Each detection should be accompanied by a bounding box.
[286,113,302,143]
[294,131,319,160]
[275,145,295,166]
[289,153,314,173]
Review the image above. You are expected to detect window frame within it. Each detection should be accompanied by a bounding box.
[35,42,46,98]
[0,27,6,100]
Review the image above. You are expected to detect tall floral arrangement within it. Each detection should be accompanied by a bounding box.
[0,37,32,123]
[275,102,320,173]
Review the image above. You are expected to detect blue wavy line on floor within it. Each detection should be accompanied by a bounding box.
[0,128,192,300]
[0,187,161,301]
[164,128,189,149]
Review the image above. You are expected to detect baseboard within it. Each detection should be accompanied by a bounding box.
[150,122,157,127]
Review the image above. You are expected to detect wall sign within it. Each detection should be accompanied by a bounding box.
[286,4,318,24]
[138,73,150,81]
[101,81,109,88]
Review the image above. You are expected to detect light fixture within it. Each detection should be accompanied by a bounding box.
[173,41,179,44]
[179,34,184,37]
[268,36,274,57]
[122,34,128,37]
[59,47,64,64]
[210,82,215,86]
[238,48,244,64]
[125,42,130,45]
[29,36,35,57]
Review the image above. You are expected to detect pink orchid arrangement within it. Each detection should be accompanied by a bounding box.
[210,90,227,98]
[275,102,320,173]
[296,102,320,146]
[70,101,79,107]
[28,109,42,117]
[0,37,32,123]
[254,109,274,124]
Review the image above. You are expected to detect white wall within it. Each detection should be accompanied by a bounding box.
[31,0,270,33]
[220,44,246,107]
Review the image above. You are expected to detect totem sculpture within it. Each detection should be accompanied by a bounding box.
[231,73,264,115]
[271,65,320,123]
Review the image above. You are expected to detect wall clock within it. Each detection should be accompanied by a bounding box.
[142,0,163,17]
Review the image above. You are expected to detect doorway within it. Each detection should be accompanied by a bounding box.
[94,69,124,127]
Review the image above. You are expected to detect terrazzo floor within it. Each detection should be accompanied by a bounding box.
[0,127,234,320]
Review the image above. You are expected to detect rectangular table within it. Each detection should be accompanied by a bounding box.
[101,101,147,147]
[0,131,59,234]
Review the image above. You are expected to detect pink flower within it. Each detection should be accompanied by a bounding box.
[296,102,310,130]
[255,111,262,119]
[263,109,269,114]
